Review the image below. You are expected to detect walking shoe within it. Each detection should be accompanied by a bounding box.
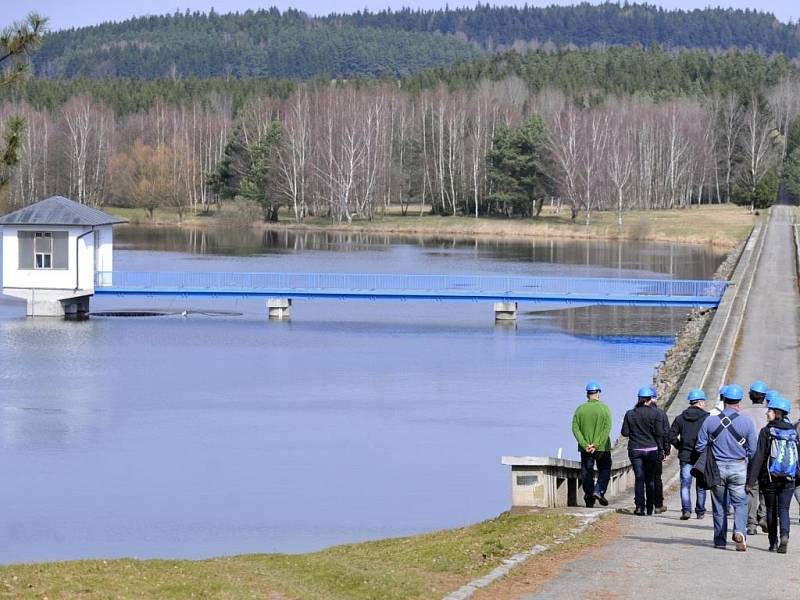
[733,531,747,552]
[747,525,758,536]
[633,507,645,516]
[680,511,691,520]
[593,493,609,506]
[758,519,768,533]
[769,543,777,552]
[696,512,705,520]
[714,544,726,550]
[654,506,668,514]
[778,536,789,554]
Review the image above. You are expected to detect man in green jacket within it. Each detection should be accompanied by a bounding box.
[572,380,613,507]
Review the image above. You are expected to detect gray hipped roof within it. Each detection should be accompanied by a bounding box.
[0,196,127,226]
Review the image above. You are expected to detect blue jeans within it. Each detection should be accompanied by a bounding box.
[710,460,748,547]
[680,461,706,515]
[580,450,612,502]
[762,478,795,544]
[630,449,659,511]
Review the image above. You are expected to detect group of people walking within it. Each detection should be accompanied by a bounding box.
[572,380,799,553]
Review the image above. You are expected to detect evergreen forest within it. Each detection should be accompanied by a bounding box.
[326,3,800,55]
[30,4,800,81]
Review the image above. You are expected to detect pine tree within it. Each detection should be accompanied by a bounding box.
[785,148,800,202]
[239,121,283,222]
[486,116,552,217]
[0,13,47,195]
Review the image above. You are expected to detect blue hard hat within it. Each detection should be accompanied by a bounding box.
[638,386,655,398]
[750,380,768,394]
[688,389,707,403]
[648,386,658,398]
[585,380,601,393]
[719,385,728,397]
[766,389,780,403]
[723,384,744,402]
[767,396,791,415]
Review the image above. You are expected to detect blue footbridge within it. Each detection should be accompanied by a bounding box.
[94,271,727,320]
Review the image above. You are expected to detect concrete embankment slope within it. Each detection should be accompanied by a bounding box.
[521,205,800,600]
[731,205,800,403]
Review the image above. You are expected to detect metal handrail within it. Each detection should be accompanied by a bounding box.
[95,270,727,301]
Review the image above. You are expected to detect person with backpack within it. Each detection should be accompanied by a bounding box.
[746,395,798,553]
[795,418,800,521]
[669,388,709,520]
[696,384,758,551]
[571,380,613,508]
[741,381,770,535]
[621,387,665,516]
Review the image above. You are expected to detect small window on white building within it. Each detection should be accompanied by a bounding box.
[34,232,53,269]
[18,231,68,270]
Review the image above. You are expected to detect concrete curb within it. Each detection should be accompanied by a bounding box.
[440,509,610,600]
[794,224,800,291]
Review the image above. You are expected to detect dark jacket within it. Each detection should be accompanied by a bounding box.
[621,404,665,454]
[669,405,709,464]
[747,419,799,487]
[653,405,671,458]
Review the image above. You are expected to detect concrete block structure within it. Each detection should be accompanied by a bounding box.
[501,456,635,508]
[0,196,126,317]
[493,301,518,321]
[267,298,291,319]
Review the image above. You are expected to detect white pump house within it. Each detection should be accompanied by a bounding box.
[0,196,126,317]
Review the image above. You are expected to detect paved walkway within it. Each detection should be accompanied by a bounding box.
[521,205,800,599]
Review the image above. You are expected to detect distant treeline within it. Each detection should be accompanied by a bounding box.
[5,47,796,116]
[407,47,796,101]
[28,4,800,81]
[325,3,800,55]
[32,8,478,80]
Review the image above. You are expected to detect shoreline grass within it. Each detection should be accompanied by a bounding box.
[0,512,584,599]
[107,204,757,248]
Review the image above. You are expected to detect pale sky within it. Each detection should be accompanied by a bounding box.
[3,1,797,32]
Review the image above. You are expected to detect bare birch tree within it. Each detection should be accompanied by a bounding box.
[739,93,780,211]
[605,107,635,225]
[547,105,581,220]
[277,90,310,222]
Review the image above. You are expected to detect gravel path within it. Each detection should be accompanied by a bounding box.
[520,205,800,599]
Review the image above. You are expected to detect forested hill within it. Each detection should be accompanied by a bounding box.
[326,3,800,55]
[30,3,800,81]
[31,9,480,79]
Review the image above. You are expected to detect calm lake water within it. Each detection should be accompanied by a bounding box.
[0,226,726,563]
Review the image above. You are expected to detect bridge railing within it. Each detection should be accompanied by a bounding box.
[95,271,727,299]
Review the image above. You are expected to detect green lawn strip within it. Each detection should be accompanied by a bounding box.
[0,512,576,600]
